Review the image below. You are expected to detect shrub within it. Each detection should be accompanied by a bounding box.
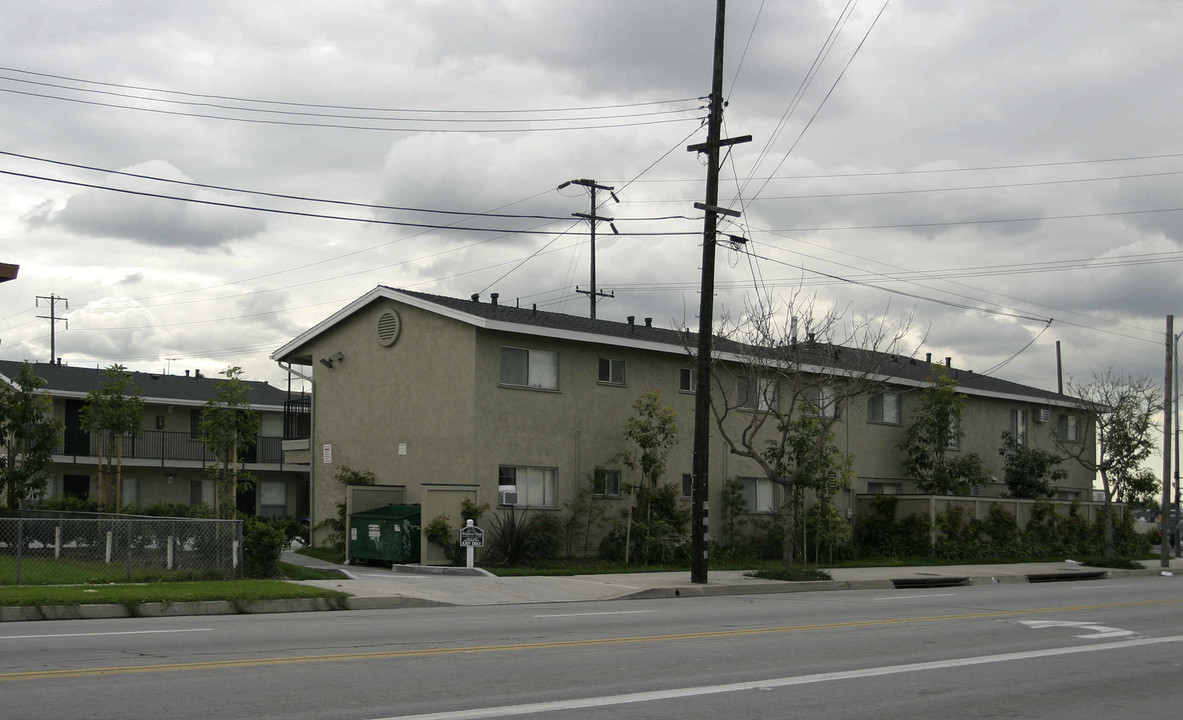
[486,507,562,566]
[242,516,287,578]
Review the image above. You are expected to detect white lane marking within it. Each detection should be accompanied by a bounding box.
[533,610,658,618]
[0,628,213,641]
[369,634,1183,720]
[1016,619,1138,639]
[873,593,957,600]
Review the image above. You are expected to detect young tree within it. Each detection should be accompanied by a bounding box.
[0,364,63,512]
[1056,370,1161,558]
[998,431,1066,499]
[709,295,910,567]
[81,364,144,511]
[200,367,260,519]
[898,366,989,495]
[622,390,679,565]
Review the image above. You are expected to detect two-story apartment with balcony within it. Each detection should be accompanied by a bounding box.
[271,287,1095,563]
[0,360,310,518]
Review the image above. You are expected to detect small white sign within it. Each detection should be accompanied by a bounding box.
[398,443,407,456]
[350,527,357,541]
[323,444,332,464]
[368,524,380,540]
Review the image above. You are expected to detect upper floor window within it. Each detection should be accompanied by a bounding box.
[804,385,838,418]
[598,358,625,385]
[866,482,901,495]
[681,472,693,498]
[1010,409,1029,446]
[739,377,778,412]
[1057,413,1080,442]
[867,392,901,424]
[679,368,697,393]
[500,346,558,390]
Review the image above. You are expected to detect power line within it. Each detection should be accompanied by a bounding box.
[0,86,702,134]
[0,169,702,236]
[761,205,1183,232]
[0,65,700,114]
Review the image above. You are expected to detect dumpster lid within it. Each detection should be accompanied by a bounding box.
[349,503,421,520]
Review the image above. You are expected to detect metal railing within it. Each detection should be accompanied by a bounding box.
[0,512,243,585]
[56,429,286,465]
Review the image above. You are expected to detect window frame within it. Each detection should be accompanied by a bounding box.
[866,482,901,496]
[1057,413,1081,443]
[500,346,559,390]
[593,468,622,497]
[738,377,778,412]
[681,473,693,499]
[597,357,625,386]
[867,391,901,425]
[740,476,779,513]
[804,385,838,418]
[1010,409,1029,446]
[498,465,559,508]
[679,368,697,394]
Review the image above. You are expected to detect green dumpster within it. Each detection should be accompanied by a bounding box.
[348,504,421,565]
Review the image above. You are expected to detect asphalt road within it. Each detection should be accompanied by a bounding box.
[2,575,1181,720]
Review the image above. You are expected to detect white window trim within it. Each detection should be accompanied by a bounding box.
[740,476,779,513]
[679,368,697,394]
[593,469,622,497]
[598,358,625,386]
[739,377,778,412]
[867,392,901,425]
[500,346,559,391]
[498,465,559,508]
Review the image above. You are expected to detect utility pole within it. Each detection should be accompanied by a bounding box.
[36,293,69,363]
[560,179,618,319]
[1174,329,1181,558]
[1163,315,1174,568]
[688,0,751,584]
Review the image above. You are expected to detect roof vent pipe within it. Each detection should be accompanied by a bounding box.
[644,317,652,327]
[627,316,635,334]
[185,370,190,377]
[945,357,952,368]
[471,293,480,302]
[532,303,537,315]
[490,293,499,306]
[926,352,932,364]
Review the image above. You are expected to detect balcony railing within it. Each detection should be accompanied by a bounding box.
[56,428,286,465]
[283,396,311,441]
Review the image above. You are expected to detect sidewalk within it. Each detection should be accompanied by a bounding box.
[282,550,1183,610]
[3,552,1178,622]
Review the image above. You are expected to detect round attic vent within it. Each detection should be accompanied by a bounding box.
[377,309,401,347]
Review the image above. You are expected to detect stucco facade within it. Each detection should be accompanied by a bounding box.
[274,287,1096,562]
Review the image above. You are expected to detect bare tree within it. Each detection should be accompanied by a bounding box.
[1056,370,1161,558]
[707,294,913,567]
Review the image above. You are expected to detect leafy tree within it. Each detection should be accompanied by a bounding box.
[621,391,680,565]
[1056,370,1161,558]
[0,364,63,512]
[80,364,144,511]
[199,366,260,519]
[999,431,1066,499]
[709,294,907,567]
[898,366,989,495]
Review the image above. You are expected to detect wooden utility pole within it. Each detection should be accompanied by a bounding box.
[1163,315,1174,567]
[688,0,750,584]
[562,179,617,319]
[36,293,69,363]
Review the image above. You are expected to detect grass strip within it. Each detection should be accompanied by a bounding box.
[0,580,349,607]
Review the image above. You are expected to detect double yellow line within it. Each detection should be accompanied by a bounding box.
[4,597,1180,682]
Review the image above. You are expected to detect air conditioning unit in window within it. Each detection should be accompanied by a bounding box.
[1037,408,1050,423]
[499,490,519,506]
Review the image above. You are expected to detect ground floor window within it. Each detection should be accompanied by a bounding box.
[63,474,90,500]
[593,469,621,496]
[741,476,779,513]
[866,482,901,495]
[498,465,557,507]
[260,480,287,517]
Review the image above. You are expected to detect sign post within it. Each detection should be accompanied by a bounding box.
[459,519,484,569]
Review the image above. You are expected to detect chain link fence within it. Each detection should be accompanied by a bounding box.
[0,511,243,585]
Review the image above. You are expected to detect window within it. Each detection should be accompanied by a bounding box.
[739,377,778,411]
[681,473,693,498]
[804,385,838,418]
[500,346,558,390]
[1056,490,1080,502]
[867,392,901,424]
[741,476,779,513]
[1010,409,1029,446]
[946,416,961,450]
[1057,414,1080,442]
[866,482,901,495]
[260,480,287,518]
[679,368,697,393]
[593,469,621,496]
[598,358,625,385]
[189,408,204,439]
[498,465,557,507]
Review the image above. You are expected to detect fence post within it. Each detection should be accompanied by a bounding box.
[106,530,113,564]
[126,518,133,581]
[55,525,62,559]
[167,534,174,571]
[15,520,23,585]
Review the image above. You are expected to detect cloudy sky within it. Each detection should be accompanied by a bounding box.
[2,1,1180,428]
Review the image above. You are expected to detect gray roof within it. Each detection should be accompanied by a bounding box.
[388,288,1080,406]
[0,360,289,408]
